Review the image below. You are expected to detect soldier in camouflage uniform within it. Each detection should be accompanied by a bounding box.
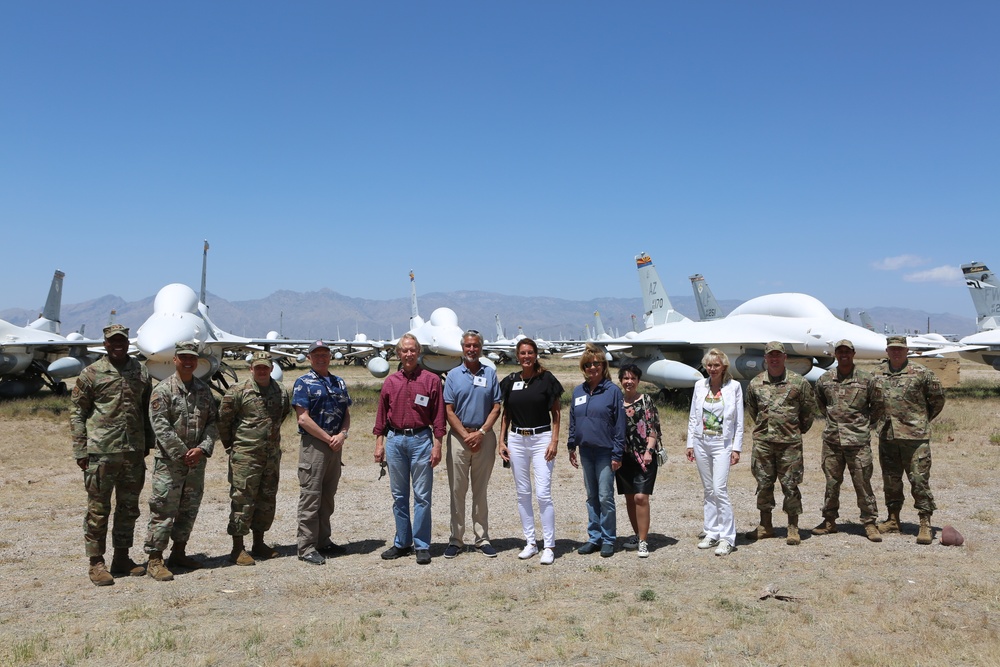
[812,339,883,542]
[873,335,946,545]
[218,352,290,566]
[745,341,817,546]
[142,340,218,581]
[70,324,153,586]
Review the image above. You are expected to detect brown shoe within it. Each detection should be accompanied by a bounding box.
[167,542,202,570]
[230,548,256,566]
[811,518,837,535]
[250,543,279,560]
[786,525,801,546]
[864,523,883,542]
[110,549,146,576]
[744,511,775,541]
[916,515,933,545]
[88,559,114,586]
[146,554,174,582]
[877,510,901,534]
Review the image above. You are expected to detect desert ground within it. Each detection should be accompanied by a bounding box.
[1,358,999,667]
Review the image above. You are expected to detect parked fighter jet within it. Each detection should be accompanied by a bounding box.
[689,274,724,321]
[586,253,887,390]
[134,242,312,390]
[364,271,469,378]
[484,314,526,363]
[0,270,102,398]
[929,262,1000,369]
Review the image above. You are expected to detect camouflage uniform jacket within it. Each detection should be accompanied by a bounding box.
[149,373,218,461]
[746,370,817,446]
[874,360,945,441]
[218,377,290,451]
[70,356,153,460]
[815,366,881,448]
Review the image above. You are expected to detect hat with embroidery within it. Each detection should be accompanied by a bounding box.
[175,340,200,356]
[103,324,129,340]
[834,339,855,351]
[886,335,908,349]
[307,340,331,354]
[764,341,785,354]
[250,351,273,368]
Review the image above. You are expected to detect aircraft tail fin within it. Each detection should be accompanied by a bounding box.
[689,273,722,321]
[28,269,65,334]
[408,270,424,329]
[593,311,607,338]
[199,240,210,306]
[495,314,504,341]
[843,308,853,324]
[631,314,639,333]
[963,262,1000,331]
[636,253,688,326]
[859,311,875,331]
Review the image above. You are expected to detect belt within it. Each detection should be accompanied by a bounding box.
[462,423,484,431]
[389,425,430,437]
[510,424,551,436]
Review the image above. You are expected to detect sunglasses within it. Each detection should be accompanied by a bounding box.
[584,361,604,369]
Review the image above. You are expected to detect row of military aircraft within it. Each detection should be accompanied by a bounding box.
[2,245,998,399]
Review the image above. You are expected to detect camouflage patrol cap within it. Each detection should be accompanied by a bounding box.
[886,335,908,349]
[764,341,785,354]
[834,339,855,351]
[250,351,273,368]
[307,340,331,354]
[175,341,200,356]
[103,324,129,340]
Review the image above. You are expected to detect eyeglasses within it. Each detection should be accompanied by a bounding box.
[584,361,604,369]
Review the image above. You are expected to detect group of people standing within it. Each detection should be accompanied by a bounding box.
[71,324,945,585]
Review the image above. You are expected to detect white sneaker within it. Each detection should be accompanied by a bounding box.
[697,537,719,550]
[539,548,554,565]
[714,541,734,556]
[518,543,538,560]
[637,540,649,558]
[622,535,640,551]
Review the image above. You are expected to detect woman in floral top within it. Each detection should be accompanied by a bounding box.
[615,364,662,558]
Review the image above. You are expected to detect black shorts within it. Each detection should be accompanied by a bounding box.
[615,454,657,495]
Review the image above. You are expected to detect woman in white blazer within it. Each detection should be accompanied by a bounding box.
[686,348,744,555]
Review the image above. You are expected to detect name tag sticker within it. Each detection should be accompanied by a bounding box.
[512,381,525,391]
[473,376,487,387]
[575,395,588,406]
[414,394,429,407]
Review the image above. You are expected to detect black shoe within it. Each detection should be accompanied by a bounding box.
[477,543,498,558]
[577,542,600,555]
[600,543,615,558]
[318,542,347,557]
[415,549,432,565]
[444,544,461,559]
[381,545,413,560]
[298,552,325,565]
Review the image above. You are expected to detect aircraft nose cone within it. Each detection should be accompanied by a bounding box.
[137,315,202,362]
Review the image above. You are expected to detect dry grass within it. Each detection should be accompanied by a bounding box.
[1,359,999,666]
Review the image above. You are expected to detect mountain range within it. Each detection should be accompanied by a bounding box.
[0,288,976,343]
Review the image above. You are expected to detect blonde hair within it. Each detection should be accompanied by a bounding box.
[702,348,733,385]
[580,344,611,381]
[396,333,421,356]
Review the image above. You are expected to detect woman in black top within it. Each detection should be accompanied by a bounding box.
[499,339,563,565]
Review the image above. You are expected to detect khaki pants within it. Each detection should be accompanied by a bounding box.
[446,428,496,547]
[297,433,342,556]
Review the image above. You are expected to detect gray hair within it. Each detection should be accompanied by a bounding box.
[396,332,421,356]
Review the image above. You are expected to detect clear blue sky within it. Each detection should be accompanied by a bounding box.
[2,2,996,316]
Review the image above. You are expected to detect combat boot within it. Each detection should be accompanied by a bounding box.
[811,517,837,535]
[916,515,933,545]
[786,514,801,546]
[745,511,776,541]
[230,536,255,567]
[167,542,202,570]
[146,552,174,582]
[250,531,279,560]
[110,548,146,576]
[877,510,901,534]
[88,558,114,586]
[864,523,883,542]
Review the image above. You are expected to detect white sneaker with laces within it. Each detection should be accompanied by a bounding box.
[714,541,734,556]
[697,537,720,550]
[518,543,539,560]
[622,535,640,551]
[539,548,554,565]
[637,540,649,558]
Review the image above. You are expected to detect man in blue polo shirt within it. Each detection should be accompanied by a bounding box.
[443,331,502,558]
[292,341,352,565]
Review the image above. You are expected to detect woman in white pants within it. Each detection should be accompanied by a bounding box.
[686,349,744,556]
[498,339,564,565]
